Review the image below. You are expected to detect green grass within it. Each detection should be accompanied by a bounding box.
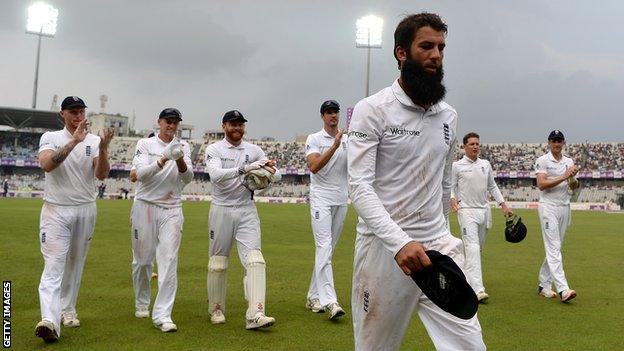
[0,198,623,350]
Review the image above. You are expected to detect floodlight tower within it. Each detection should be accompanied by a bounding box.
[26,2,58,109]
[356,15,383,97]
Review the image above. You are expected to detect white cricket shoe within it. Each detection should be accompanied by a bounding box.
[538,286,557,298]
[155,322,178,333]
[246,313,275,330]
[135,307,150,318]
[35,320,58,343]
[306,298,325,313]
[328,303,345,320]
[476,291,489,303]
[61,312,81,327]
[560,289,577,303]
[151,272,158,280]
[211,310,226,324]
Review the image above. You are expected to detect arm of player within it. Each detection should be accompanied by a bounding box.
[348,100,414,259]
[205,146,242,182]
[38,120,88,172]
[134,140,163,181]
[535,159,578,190]
[306,130,344,174]
[176,142,194,184]
[486,161,512,215]
[450,161,459,212]
[93,127,114,180]
[441,119,457,220]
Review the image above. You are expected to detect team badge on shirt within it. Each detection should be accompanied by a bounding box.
[481,166,485,174]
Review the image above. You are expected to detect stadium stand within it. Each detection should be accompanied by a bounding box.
[1,129,622,203]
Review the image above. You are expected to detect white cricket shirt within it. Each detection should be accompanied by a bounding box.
[38,128,101,205]
[305,129,348,206]
[348,79,458,257]
[132,136,194,208]
[451,156,505,209]
[534,151,574,205]
[205,139,276,206]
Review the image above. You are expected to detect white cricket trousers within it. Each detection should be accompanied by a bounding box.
[352,233,486,351]
[38,202,97,336]
[458,208,490,294]
[208,203,261,260]
[131,200,184,325]
[208,203,265,319]
[307,204,347,306]
[537,203,571,293]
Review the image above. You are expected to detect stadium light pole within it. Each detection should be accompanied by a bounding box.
[356,15,383,97]
[26,2,58,109]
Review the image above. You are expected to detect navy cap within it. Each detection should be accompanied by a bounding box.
[320,100,340,114]
[61,96,87,110]
[548,130,565,141]
[159,108,182,121]
[410,250,479,320]
[222,110,248,123]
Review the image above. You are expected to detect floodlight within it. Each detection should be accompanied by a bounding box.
[356,15,383,48]
[26,2,58,37]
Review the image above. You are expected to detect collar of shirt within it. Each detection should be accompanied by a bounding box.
[320,128,336,139]
[391,79,441,113]
[547,151,564,163]
[461,155,479,164]
[156,135,171,147]
[222,138,244,149]
[62,127,72,138]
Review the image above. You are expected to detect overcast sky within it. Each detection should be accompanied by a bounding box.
[1,1,623,143]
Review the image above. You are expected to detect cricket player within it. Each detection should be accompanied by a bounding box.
[205,110,279,329]
[130,108,193,332]
[348,13,486,350]
[450,132,513,302]
[35,96,113,343]
[304,100,348,319]
[535,130,579,302]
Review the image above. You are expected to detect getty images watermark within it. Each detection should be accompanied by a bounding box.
[3,281,10,348]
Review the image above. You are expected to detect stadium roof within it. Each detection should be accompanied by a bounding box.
[0,106,63,130]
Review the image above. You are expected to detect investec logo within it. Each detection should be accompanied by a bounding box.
[388,126,420,136]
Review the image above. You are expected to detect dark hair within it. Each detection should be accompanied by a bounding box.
[394,13,448,69]
[463,132,480,145]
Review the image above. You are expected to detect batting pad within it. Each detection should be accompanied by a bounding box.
[245,250,266,319]
[208,256,228,314]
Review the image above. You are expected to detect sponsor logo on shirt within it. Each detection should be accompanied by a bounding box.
[341,141,347,150]
[245,154,249,163]
[481,166,486,174]
[348,130,368,139]
[41,232,46,243]
[363,289,370,312]
[388,126,421,136]
[443,123,450,145]
[134,229,138,240]
[86,145,92,156]
[210,230,214,239]
[220,158,235,162]
[314,211,320,220]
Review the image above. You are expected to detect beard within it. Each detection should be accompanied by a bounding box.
[400,58,446,107]
[225,128,243,142]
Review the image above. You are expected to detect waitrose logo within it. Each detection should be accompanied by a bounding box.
[388,127,420,136]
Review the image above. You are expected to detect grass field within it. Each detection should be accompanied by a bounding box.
[1,198,623,350]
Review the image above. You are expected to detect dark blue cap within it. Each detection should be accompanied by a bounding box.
[320,100,340,114]
[61,96,87,110]
[222,110,248,123]
[159,108,182,120]
[548,130,565,141]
